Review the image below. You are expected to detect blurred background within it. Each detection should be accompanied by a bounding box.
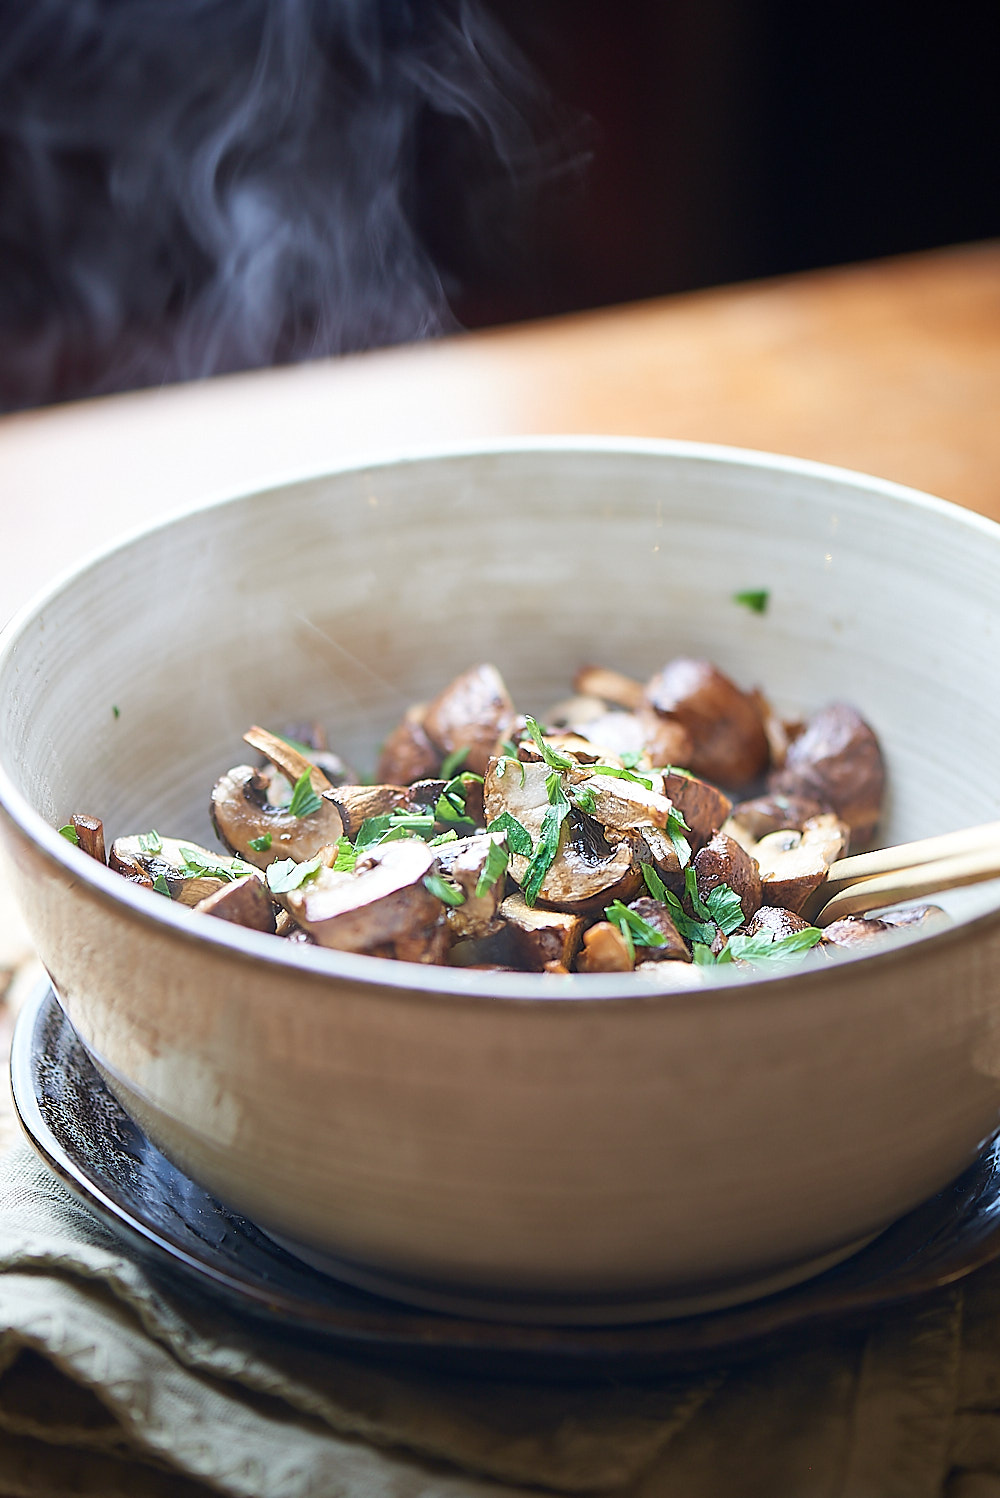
[1,0,997,412]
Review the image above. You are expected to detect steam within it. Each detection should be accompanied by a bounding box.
[0,0,571,409]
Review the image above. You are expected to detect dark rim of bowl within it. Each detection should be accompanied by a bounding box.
[2,436,1000,1006]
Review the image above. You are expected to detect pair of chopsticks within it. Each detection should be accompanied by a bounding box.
[808,820,1000,926]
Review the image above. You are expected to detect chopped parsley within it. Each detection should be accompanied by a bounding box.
[179,847,251,883]
[722,928,824,965]
[355,811,436,849]
[330,839,358,872]
[288,770,323,819]
[111,705,120,719]
[522,716,575,772]
[569,784,598,815]
[266,857,323,894]
[704,883,745,936]
[642,863,668,902]
[619,750,643,770]
[733,589,770,615]
[58,824,79,845]
[475,838,510,898]
[605,900,667,962]
[521,777,571,905]
[274,732,317,756]
[665,808,691,868]
[424,873,466,906]
[590,763,654,790]
[248,833,272,852]
[440,745,470,778]
[429,829,459,847]
[152,873,172,898]
[684,866,710,920]
[492,756,526,785]
[435,772,482,834]
[138,830,163,856]
[486,812,533,858]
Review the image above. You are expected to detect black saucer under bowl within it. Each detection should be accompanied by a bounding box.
[12,981,1000,1381]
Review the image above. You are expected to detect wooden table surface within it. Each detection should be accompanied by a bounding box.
[2,239,1000,1145]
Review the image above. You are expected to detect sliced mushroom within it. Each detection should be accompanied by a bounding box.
[196,875,277,933]
[568,766,673,833]
[109,835,259,906]
[253,721,356,787]
[421,663,516,778]
[625,897,691,962]
[644,659,769,788]
[744,905,813,942]
[880,904,950,931]
[751,813,848,915]
[822,916,892,950]
[768,702,885,847]
[325,784,411,839]
[572,665,646,711]
[662,771,733,850]
[283,839,446,958]
[545,698,692,771]
[498,893,585,971]
[722,793,829,852]
[433,832,508,939]
[70,813,106,864]
[483,758,641,912]
[211,765,345,868]
[692,831,762,921]
[376,706,440,785]
[577,921,634,972]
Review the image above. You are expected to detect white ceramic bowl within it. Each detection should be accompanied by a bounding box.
[3,439,1000,1323]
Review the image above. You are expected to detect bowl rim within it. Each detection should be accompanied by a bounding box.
[3,433,999,1005]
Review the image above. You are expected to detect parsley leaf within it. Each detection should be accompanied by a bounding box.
[429,829,459,847]
[152,873,172,898]
[684,866,710,920]
[355,812,436,849]
[590,763,654,790]
[664,885,715,945]
[666,808,691,868]
[691,941,717,965]
[705,883,745,936]
[521,780,570,905]
[138,830,163,856]
[331,839,357,872]
[424,873,466,906]
[569,784,597,815]
[179,847,250,883]
[248,833,272,852]
[523,716,575,771]
[58,824,80,845]
[266,857,323,894]
[492,755,526,785]
[727,928,824,964]
[619,750,643,770]
[733,589,770,615]
[288,770,323,819]
[440,745,470,778]
[606,900,667,950]
[641,862,668,902]
[475,838,510,898]
[486,812,533,857]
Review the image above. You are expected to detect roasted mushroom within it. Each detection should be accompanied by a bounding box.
[768,702,885,847]
[282,839,448,960]
[109,835,259,906]
[644,659,770,788]
[692,832,762,923]
[498,894,585,971]
[195,875,277,933]
[750,813,848,915]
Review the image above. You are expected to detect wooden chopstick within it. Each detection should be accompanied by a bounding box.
[820,820,1000,899]
[812,839,1000,926]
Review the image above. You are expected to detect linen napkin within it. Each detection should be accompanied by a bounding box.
[1,1137,999,1498]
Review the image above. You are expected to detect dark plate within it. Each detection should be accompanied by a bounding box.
[12,981,1000,1381]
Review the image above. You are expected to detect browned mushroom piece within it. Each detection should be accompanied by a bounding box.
[109,834,259,906]
[498,894,585,971]
[577,921,635,972]
[643,659,770,788]
[722,793,830,851]
[662,771,733,850]
[822,915,892,950]
[572,665,646,711]
[70,813,106,864]
[744,905,814,942]
[282,839,447,959]
[483,757,642,913]
[254,722,357,787]
[324,783,411,839]
[751,813,848,915]
[767,702,885,848]
[692,831,762,921]
[195,875,277,933]
[211,765,345,868]
[420,663,516,778]
[880,904,950,931]
[432,833,508,939]
[567,764,673,834]
[625,897,691,962]
[375,706,440,785]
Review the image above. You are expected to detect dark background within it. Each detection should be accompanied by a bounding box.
[1,0,997,408]
[442,0,1000,327]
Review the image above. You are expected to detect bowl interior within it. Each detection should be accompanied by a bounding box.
[3,441,1000,934]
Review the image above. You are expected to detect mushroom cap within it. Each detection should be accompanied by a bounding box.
[768,702,885,847]
[421,663,516,778]
[210,764,345,868]
[109,834,260,906]
[644,658,769,788]
[752,813,848,914]
[692,831,762,922]
[285,839,443,954]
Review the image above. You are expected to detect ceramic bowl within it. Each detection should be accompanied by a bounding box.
[3,439,1000,1324]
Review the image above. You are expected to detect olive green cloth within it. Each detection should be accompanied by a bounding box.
[1,1142,1000,1498]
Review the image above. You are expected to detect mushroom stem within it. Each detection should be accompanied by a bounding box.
[243,726,332,793]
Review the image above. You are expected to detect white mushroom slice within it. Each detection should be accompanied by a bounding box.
[753,813,848,915]
[109,834,260,906]
[433,832,508,939]
[570,770,673,833]
[483,758,641,911]
[324,784,411,839]
[498,893,584,971]
[283,839,443,954]
[211,765,345,869]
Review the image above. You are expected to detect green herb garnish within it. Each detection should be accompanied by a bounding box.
[355,812,436,849]
[569,784,598,815]
[266,857,323,894]
[486,812,533,858]
[590,763,654,790]
[521,779,570,906]
[152,873,172,898]
[733,589,769,615]
[112,705,120,719]
[138,830,163,856]
[429,829,459,847]
[523,716,575,771]
[434,772,482,834]
[424,873,466,906]
[179,847,251,883]
[475,838,510,898]
[641,862,668,901]
[619,750,643,770]
[248,833,272,852]
[287,770,323,819]
[331,839,357,872]
[726,928,824,964]
[684,866,710,920]
[705,883,745,936]
[665,808,691,868]
[691,941,716,965]
[492,756,526,786]
[58,824,80,845]
[440,745,470,778]
[605,899,667,962]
